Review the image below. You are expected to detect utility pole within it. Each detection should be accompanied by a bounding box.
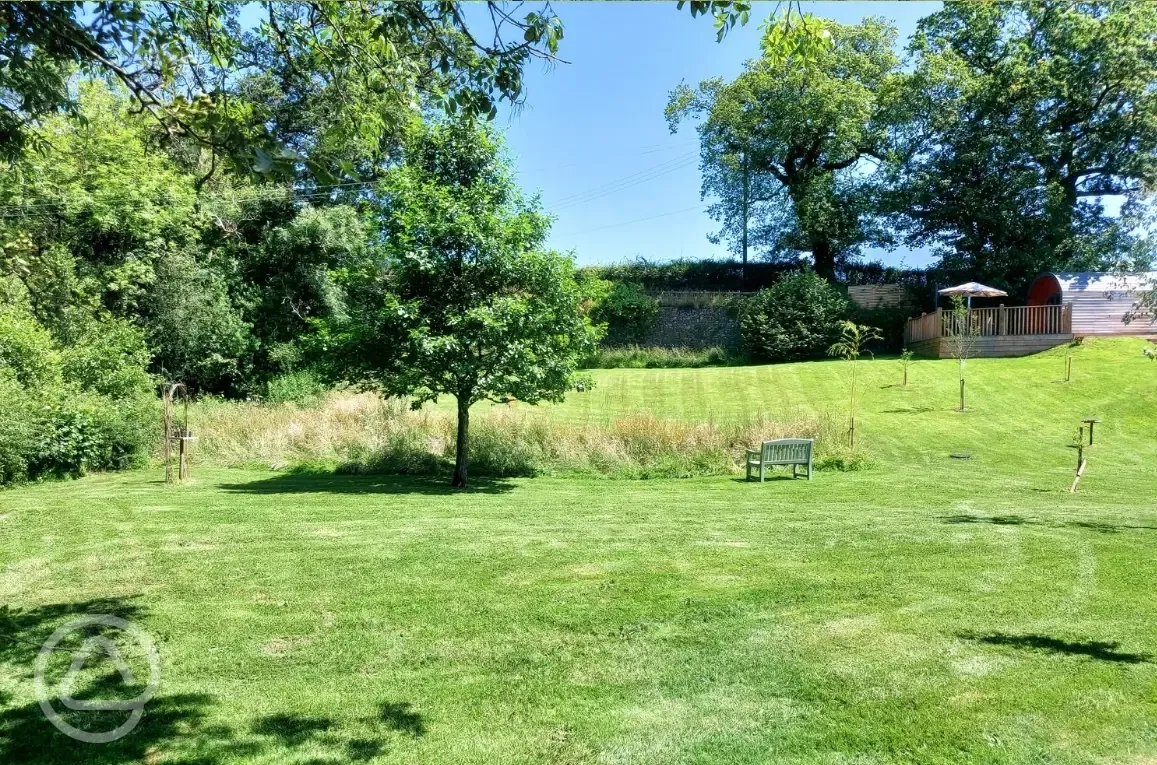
[741,149,749,285]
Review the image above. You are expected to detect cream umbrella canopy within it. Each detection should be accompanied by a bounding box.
[938,282,1008,310]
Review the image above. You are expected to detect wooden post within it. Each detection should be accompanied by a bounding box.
[998,304,1006,335]
[178,436,189,481]
[1069,443,1086,493]
[959,378,966,412]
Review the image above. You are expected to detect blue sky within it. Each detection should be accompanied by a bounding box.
[480,2,944,268]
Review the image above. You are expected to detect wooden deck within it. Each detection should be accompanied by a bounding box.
[904,305,1073,358]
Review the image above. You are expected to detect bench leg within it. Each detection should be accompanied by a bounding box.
[807,457,812,480]
[792,464,798,479]
[759,464,766,483]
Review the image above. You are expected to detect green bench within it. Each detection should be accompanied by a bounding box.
[746,438,814,482]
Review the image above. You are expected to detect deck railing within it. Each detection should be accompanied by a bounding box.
[904,304,1071,345]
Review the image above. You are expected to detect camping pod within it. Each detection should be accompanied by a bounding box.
[1026,272,1156,336]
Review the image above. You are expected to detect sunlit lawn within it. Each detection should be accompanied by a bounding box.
[2,337,1156,764]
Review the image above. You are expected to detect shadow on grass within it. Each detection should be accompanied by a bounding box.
[879,406,936,414]
[729,474,807,484]
[941,514,1157,533]
[0,598,146,671]
[378,702,426,736]
[0,598,426,763]
[942,514,1030,525]
[959,631,1151,664]
[220,473,515,496]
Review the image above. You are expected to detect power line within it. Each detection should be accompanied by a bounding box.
[550,153,699,210]
[557,203,708,237]
[522,140,698,173]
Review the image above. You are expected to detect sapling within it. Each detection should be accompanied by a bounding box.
[828,321,883,448]
[900,348,913,387]
[944,295,979,411]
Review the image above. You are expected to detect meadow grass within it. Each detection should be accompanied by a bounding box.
[2,337,1156,763]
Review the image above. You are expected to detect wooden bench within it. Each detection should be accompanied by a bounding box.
[746,438,813,482]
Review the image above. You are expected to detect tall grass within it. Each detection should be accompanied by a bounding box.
[187,394,864,479]
[583,346,746,369]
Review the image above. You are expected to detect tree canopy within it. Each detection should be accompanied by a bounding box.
[667,17,902,278]
[316,122,601,487]
[889,0,1157,291]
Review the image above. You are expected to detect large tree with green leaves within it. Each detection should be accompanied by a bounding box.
[0,81,369,393]
[0,1,757,181]
[317,122,600,488]
[667,17,901,278]
[890,0,1157,293]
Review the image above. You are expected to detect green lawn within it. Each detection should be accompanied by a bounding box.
[2,337,1157,764]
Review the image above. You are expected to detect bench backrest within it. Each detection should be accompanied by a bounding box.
[760,438,813,463]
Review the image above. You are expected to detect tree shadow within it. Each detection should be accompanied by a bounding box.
[378,701,425,736]
[941,514,1032,526]
[879,406,936,414]
[0,598,425,763]
[1066,520,1157,534]
[940,515,1157,534]
[0,598,146,673]
[958,631,1150,664]
[220,473,515,496]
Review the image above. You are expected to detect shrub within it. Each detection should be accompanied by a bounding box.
[0,308,155,485]
[0,307,61,389]
[590,282,660,345]
[848,304,914,352]
[264,370,328,405]
[740,272,849,361]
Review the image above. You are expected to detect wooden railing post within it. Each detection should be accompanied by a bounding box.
[998,304,1006,335]
[935,307,943,337]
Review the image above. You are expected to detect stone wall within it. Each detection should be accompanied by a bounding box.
[604,305,743,350]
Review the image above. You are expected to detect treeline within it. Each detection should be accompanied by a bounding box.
[670,2,1157,293]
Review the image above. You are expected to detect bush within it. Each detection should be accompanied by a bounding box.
[590,282,659,345]
[0,308,155,485]
[740,272,849,362]
[582,346,746,369]
[263,370,328,405]
[845,305,911,353]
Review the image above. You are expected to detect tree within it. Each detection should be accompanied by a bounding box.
[0,81,368,393]
[667,17,901,278]
[318,122,601,488]
[944,295,978,412]
[0,2,753,179]
[827,321,882,448]
[890,1,1157,294]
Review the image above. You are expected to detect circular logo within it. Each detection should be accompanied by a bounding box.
[34,614,161,744]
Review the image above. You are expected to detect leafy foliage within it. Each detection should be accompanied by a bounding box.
[888,1,1157,293]
[0,306,154,484]
[0,2,569,176]
[589,282,660,345]
[317,122,601,487]
[827,321,882,447]
[667,17,902,277]
[739,271,848,362]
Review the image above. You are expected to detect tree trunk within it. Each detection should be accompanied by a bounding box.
[812,239,836,280]
[451,395,470,489]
